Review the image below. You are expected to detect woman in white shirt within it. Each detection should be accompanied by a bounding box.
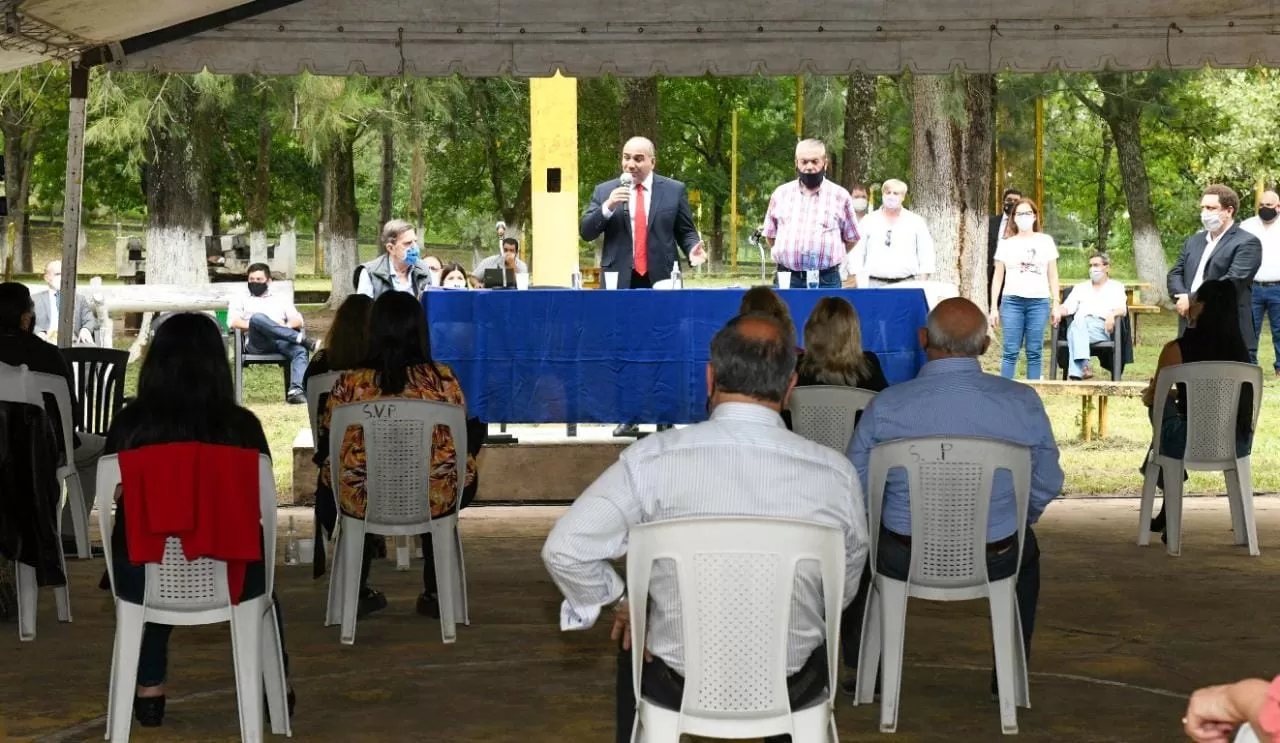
[990,199,1060,379]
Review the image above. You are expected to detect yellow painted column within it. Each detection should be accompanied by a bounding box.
[530,73,579,287]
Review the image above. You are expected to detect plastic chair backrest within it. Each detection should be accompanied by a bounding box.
[868,436,1031,599]
[95,452,278,618]
[328,398,467,528]
[787,385,876,453]
[1235,724,1262,743]
[626,517,844,733]
[0,362,42,406]
[28,371,76,467]
[1151,361,1262,466]
[60,346,128,435]
[305,371,342,448]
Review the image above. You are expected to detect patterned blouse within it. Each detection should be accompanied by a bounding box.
[318,363,477,520]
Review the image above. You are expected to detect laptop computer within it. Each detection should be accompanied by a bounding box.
[483,268,518,289]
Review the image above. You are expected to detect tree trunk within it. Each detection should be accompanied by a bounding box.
[410,139,426,234]
[841,72,877,188]
[1096,133,1113,252]
[144,114,210,286]
[619,78,659,149]
[2,122,36,273]
[247,104,272,265]
[324,135,359,308]
[379,124,395,227]
[909,73,994,306]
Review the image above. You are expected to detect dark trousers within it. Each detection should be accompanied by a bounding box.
[776,265,842,289]
[1251,283,1280,369]
[246,313,308,391]
[841,526,1041,674]
[616,644,829,743]
[629,270,653,289]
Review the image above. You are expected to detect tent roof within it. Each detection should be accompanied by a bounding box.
[3,0,1280,76]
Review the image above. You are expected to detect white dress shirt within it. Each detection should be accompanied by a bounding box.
[600,172,654,224]
[542,402,869,676]
[227,286,302,328]
[850,208,936,281]
[1242,216,1280,282]
[1190,227,1227,294]
[1061,278,1127,319]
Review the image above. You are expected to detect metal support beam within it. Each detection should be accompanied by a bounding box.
[57,63,87,348]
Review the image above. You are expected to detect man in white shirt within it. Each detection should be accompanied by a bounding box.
[849,179,936,286]
[227,263,312,404]
[840,182,871,286]
[1054,251,1128,380]
[1242,190,1280,373]
[473,237,529,280]
[542,313,868,743]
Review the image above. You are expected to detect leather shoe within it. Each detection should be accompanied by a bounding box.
[612,424,641,437]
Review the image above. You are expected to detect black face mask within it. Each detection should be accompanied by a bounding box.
[797,169,826,189]
[247,282,268,297]
[1004,201,1017,215]
[1261,206,1278,222]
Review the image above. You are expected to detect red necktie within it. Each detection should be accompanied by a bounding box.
[634,183,649,276]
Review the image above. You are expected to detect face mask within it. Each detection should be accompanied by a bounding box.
[403,245,421,266]
[797,169,825,189]
[851,197,869,212]
[1260,206,1278,222]
[1201,210,1223,232]
[247,282,268,297]
[882,194,903,209]
[1014,214,1036,232]
[444,275,467,289]
[428,269,442,286]
[1088,267,1106,282]
[1004,201,1017,215]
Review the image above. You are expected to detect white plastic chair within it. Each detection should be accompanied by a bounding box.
[626,517,845,743]
[855,436,1032,735]
[787,386,877,453]
[95,453,291,742]
[1138,361,1263,557]
[323,398,470,644]
[29,370,92,559]
[0,362,73,641]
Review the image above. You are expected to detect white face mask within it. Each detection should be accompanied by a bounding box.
[1201,210,1224,232]
[1014,214,1036,232]
[851,197,869,212]
[443,274,467,289]
[882,194,903,209]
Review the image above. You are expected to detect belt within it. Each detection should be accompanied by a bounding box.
[888,530,1017,554]
[870,275,912,284]
[1255,280,1280,287]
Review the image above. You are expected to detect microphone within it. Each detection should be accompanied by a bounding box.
[619,172,634,188]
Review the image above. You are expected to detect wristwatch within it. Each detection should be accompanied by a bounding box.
[606,592,627,612]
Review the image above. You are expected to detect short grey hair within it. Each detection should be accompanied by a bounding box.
[795,138,827,158]
[926,311,988,356]
[380,219,415,249]
[882,178,908,194]
[709,313,797,403]
[1089,250,1111,266]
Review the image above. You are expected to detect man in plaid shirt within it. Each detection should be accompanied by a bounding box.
[763,139,861,289]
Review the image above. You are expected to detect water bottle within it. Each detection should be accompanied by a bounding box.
[284,515,300,566]
[571,270,583,290]
[670,261,683,289]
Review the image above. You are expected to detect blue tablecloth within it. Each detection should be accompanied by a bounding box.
[424,288,928,424]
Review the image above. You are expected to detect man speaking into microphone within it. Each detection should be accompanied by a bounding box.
[581,136,706,288]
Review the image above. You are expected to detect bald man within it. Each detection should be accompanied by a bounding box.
[1242,190,1280,372]
[32,260,97,344]
[580,136,706,290]
[842,297,1063,696]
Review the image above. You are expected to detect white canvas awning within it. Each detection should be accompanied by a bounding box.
[1,0,1279,77]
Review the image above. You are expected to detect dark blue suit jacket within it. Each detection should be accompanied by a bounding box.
[579,174,701,288]
[1167,222,1261,349]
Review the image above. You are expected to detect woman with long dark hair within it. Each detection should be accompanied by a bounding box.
[1142,279,1254,537]
[316,291,485,618]
[105,312,292,728]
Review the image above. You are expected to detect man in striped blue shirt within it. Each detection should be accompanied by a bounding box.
[844,297,1064,694]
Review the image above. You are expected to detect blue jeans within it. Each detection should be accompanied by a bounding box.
[776,265,842,289]
[247,313,308,392]
[1067,315,1112,378]
[1251,283,1280,370]
[999,296,1050,380]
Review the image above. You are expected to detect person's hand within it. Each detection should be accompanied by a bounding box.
[1104,317,1116,334]
[609,600,652,661]
[990,309,1000,328]
[605,186,630,210]
[1184,679,1270,743]
[1176,294,1191,318]
[688,243,708,267]
[77,328,94,345]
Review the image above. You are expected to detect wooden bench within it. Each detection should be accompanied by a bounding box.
[1022,379,1147,441]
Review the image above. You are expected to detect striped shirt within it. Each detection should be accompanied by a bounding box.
[763,180,860,272]
[542,402,869,676]
[847,357,1064,542]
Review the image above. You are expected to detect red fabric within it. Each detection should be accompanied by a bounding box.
[634,183,649,276]
[119,442,263,604]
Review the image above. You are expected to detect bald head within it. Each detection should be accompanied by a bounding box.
[921,298,990,360]
[621,136,656,182]
[1261,191,1280,222]
[707,312,798,410]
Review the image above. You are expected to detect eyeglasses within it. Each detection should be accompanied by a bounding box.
[1014,211,1036,217]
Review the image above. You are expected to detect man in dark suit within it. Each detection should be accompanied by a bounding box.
[1168,184,1262,350]
[580,136,706,289]
[988,188,1021,297]
[32,260,98,345]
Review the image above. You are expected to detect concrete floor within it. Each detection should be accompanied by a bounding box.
[4,498,1279,742]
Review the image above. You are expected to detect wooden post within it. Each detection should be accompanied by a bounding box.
[57,64,89,348]
[1080,395,1093,441]
[1034,96,1045,210]
[795,76,804,138]
[730,109,739,272]
[1098,396,1110,438]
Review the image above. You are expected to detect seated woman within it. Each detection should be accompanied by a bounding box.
[739,285,798,339]
[796,296,888,392]
[440,262,471,290]
[1143,279,1253,537]
[104,313,292,727]
[302,294,374,584]
[317,291,486,618]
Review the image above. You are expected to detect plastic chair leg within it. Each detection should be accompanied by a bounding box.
[454,522,470,625]
[989,581,1023,734]
[854,586,881,706]
[230,600,265,743]
[63,471,91,559]
[16,563,36,642]
[1164,462,1185,557]
[324,520,344,627]
[261,603,292,737]
[54,531,72,624]
[1230,457,1260,556]
[877,579,909,734]
[108,603,146,741]
[339,518,366,645]
[431,518,459,643]
[1138,457,1160,546]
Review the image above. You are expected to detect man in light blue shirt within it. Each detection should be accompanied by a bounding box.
[844,297,1064,694]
